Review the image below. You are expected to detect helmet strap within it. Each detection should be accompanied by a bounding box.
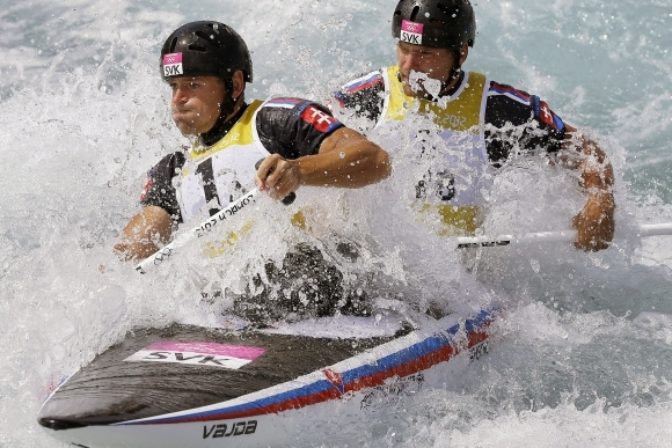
[437,49,464,97]
[200,78,244,146]
[220,78,237,118]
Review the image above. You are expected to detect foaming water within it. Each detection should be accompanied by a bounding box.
[1,0,671,447]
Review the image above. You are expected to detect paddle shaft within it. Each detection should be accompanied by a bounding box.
[455,223,672,249]
[136,191,672,271]
[135,189,261,274]
[135,155,299,275]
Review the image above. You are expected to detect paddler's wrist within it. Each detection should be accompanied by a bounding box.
[585,189,615,214]
[296,155,327,187]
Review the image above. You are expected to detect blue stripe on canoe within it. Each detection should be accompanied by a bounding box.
[340,309,494,385]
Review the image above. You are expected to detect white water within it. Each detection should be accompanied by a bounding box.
[1,0,671,446]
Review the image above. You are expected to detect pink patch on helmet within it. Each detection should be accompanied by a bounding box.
[401,20,424,34]
[162,52,183,65]
[400,20,424,45]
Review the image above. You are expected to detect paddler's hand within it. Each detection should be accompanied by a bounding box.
[255,154,300,201]
[572,191,615,251]
[561,124,615,252]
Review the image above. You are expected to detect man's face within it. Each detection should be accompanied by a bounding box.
[396,42,456,98]
[167,75,226,135]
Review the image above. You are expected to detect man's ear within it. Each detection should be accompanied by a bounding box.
[231,70,245,100]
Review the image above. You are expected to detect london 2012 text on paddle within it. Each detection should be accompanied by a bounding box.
[194,192,256,238]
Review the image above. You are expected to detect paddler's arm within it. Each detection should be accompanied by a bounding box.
[256,127,391,200]
[559,124,615,251]
[114,206,174,261]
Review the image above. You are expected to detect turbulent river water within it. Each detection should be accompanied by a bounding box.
[1,0,671,447]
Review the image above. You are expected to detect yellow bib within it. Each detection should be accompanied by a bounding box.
[188,100,263,164]
[384,66,485,133]
[380,66,489,235]
[176,100,306,258]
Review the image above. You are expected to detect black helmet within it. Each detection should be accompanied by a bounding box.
[391,0,476,49]
[160,21,253,83]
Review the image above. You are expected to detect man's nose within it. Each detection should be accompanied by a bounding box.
[172,86,188,105]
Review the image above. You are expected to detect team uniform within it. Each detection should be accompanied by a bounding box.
[334,66,566,234]
[140,98,342,223]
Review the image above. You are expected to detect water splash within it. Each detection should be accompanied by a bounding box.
[1,0,671,447]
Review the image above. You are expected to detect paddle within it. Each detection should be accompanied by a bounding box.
[135,188,263,274]
[135,159,297,274]
[455,223,672,249]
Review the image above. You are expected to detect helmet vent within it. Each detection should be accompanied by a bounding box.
[195,30,214,41]
[168,37,178,53]
[190,30,211,52]
[410,6,420,21]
